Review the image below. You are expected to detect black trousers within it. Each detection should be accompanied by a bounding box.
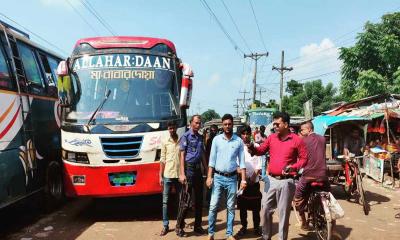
[240,206,260,228]
[237,182,261,228]
[176,167,203,229]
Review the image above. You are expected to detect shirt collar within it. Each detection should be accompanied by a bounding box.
[189,128,196,136]
[277,132,294,141]
[168,136,178,143]
[222,133,237,141]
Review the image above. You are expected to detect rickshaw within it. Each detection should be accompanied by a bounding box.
[313,115,370,215]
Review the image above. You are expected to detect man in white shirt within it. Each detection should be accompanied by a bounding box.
[237,124,264,236]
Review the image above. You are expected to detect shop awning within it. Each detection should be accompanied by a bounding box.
[312,115,370,135]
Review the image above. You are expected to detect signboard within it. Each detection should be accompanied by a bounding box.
[362,155,385,183]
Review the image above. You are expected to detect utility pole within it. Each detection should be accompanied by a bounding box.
[272,50,293,111]
[239,90,251,113]
[233,99,240,117]
[256,86,267,103]
[244,52,269,105]
[196,102,201,114]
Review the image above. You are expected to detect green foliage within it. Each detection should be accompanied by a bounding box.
[265,99,279,109]
[340,12,400,100]
[201,109,220,123]
[282,79,338,116]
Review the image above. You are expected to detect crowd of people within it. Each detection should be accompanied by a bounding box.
[159,112,329,240]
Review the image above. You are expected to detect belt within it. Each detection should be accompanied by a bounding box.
[270,174,294,180]
[214,170,237,177]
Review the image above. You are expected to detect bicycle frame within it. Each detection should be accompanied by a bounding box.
[343,156,362,193]
[307,188,333,240]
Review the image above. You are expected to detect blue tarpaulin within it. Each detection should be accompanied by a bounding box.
[312,115,370,135]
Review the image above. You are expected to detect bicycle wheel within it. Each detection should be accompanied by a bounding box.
[312,195,333,240]
[356,173,370,215]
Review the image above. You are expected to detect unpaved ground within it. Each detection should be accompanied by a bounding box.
[1,177,399,240]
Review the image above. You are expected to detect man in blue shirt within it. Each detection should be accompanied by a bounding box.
[206,114,247,240]
[176,115,207,237]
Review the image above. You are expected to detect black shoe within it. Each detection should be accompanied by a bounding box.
[237,227,247,236]
[160,226,169,236]
[176,228,186,237]
[254,227,262,236]
[194,226,205,235]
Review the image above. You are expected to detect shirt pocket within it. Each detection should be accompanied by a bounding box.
[188,140,198,154]
[231,144,239,157]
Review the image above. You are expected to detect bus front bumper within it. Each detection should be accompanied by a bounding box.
[63,161,162,198]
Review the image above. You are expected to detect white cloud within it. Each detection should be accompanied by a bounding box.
[288,38,342,85]
[207,73,221,87]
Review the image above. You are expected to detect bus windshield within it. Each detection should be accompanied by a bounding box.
[65,53,181,124]
[248,111,273,126]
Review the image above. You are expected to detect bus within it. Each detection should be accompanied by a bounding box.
[245,107,276,129]
[0,20,64,209]
[57,36,192,197]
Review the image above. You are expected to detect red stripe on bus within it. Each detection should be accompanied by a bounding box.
[0,107,21,140]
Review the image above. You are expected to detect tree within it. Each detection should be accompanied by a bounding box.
[286,80,303,96]
[201,109,220,123]
[340,12,400,100]
[282,79,339,116]
[265,99,279,109]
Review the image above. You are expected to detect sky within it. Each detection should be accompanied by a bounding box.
[1,0,399,116]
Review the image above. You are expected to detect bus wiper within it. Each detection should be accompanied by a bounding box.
[86,89,111,128]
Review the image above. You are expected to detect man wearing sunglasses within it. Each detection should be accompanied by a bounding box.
[247,111,308,240]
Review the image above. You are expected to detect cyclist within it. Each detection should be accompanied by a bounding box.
[293,121,330,231]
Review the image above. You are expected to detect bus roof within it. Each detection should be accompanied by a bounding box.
[74,36,176,53]
[0,22,64,60]
[246,108,277,113]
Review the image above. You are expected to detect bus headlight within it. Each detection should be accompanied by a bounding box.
[62,149,90,164]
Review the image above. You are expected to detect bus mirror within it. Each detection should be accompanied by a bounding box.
[179,63,193,108]
[57,60,69,77]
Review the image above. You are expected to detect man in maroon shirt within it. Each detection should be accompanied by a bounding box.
[295,121,329,230]
[248,112,307,240]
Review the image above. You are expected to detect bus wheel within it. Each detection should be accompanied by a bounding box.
[45,161,65,209]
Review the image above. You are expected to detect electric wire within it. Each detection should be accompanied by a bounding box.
[79,0,116,36]
[65,0,101,36]
[0,12,68,56]
[220,0,252,53]
[199,0,244,55]
[248,0,268,53]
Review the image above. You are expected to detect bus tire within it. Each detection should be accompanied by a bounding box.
[45,161,65,210]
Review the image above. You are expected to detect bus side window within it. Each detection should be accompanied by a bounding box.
[17,42,45,94]
[0,42,12,90]
[47,56,60,87]
[38,52,57,97]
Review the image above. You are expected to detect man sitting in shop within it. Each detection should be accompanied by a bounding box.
[344,128,365,157]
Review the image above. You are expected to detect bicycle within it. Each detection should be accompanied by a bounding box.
[342,156,369,215]
[306,181,334,240]
[284,167,334,240]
